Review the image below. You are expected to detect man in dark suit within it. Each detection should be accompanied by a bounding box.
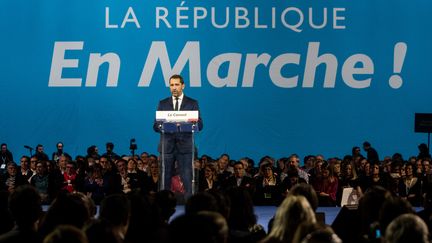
[223,161,256,197]
[153,74,203,197]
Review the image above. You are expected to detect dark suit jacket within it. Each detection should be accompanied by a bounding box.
[153,95,203,153]
[223,175,256,196]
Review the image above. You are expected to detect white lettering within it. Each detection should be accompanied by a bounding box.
[281,7,303,32]
[333,8,346,29]
[242,54,271,87]
[49,42,84,87]
[269,53,300,88]
[235,7,249,28]
[156,7,171,28]
[207,53,242,87]
[303,42,337,88]
[86,53,121,87]
[193,7,207,28]
[121,7,140,28]
[105,7,118,29]
[138,41,201,87]
[342,54,373,88]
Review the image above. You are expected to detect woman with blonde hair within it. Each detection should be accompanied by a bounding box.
[260,195,316,243]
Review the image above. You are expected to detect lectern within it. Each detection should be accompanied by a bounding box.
[156,110,200,194]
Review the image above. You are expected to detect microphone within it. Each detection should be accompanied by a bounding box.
[24,145,33,150]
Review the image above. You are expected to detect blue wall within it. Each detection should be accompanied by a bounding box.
[1,0,431,162]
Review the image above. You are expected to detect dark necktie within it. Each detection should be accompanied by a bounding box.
[174,97,179,111]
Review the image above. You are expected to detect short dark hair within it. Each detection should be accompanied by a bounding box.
[106,142,114,150]
[169,74,184,84]
[9,185,42,227]
[99,194,130,227]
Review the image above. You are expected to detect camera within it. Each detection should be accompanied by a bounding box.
[129,138,137,151]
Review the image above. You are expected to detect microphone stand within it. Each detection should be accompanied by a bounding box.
[24,146,34,157]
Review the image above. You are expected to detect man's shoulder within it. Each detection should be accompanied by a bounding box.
[183,95,199,104]
[159,97,172,103]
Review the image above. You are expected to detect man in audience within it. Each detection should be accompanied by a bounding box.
[0,185,42,243]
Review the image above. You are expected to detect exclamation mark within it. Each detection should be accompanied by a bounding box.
[389,42,407,89]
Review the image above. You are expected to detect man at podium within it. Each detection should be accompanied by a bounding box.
[153,74,203,197]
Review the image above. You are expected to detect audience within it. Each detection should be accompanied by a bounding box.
[0,142,432,242]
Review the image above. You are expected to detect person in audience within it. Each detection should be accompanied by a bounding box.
[216,154,233,183]
[352,146,363,158]
[254,161,281,205]
[268,184,319,233]
[288,154,309,184]
[18,156,32,182]
[30,161,52,204]
[101,142,120,162]
[43,225,88,243]
[280,164,308,199]
[82,164,106,205]
[29,156,39,176]
[0,191,14,235]
[223,161,256,197]
[313,162,338,207]
[384,214,429,243]
[147,160,161,194]
[35,144,49,162]
[125,191,164,243]
[0,144,13,167]
[227,187,266,243]
[0,185,42,243]
[155,190,177,224]
[98,194,130,242]
[199,163,221,192]
[169,211,229,243]
[418,143,431,160]
[362,163,385,192]
[138,152,150,173]
[338,160,362,204]
[38,191,91,239]
[62,161,78,193]
[85,219,122,243]
[378,196,415,238]
[399,163,422,206]
[363,141,379,165]
[125,158,147,193]
[51,142,71,163]
[0,162,28,194]
[302,155,316,174]
[261,195,316,243]
[99,156,121,195]
[86,145,100,161]
[296,223,342,243]
[57,155,68,175]
[240,157,254,177]
[116,159,134,194]
[185,191,219,215]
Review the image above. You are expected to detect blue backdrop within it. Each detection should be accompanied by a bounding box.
[1,0,431,162]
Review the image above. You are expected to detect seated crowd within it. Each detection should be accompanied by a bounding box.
[0,141,431,243]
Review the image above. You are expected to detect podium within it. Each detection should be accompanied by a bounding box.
[156,111,200,195]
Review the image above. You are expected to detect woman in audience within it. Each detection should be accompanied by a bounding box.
[399,163,422,206]
[313,163,338,207]
[198,163,220,192]
[148,160,161,194]
[261,195,316,243]
[254,161,281,205]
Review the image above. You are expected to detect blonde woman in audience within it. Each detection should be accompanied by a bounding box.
[260,195,316,243]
